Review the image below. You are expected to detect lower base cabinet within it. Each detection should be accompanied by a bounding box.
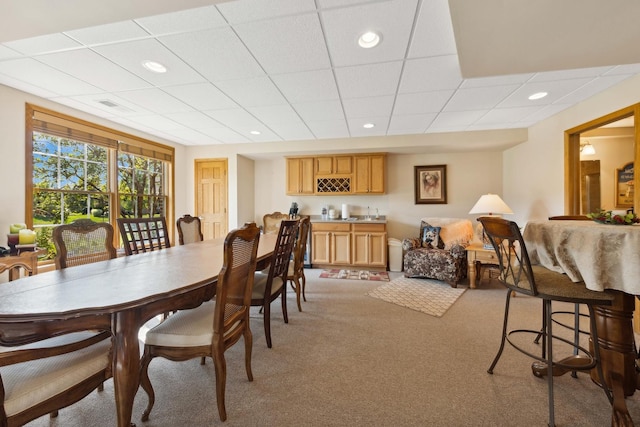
[311,222,387,268]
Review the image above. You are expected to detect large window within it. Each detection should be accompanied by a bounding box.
[26,104,174,259]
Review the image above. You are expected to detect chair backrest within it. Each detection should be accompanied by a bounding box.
[53,219,117,269]
[291,216,310,274]
[478,217,537,297]
[176,214,203,245]
[263,219,298,286]
[214,223,261,331]
[262,212,290,234]
[548,215,589,220]
[117,217,171,255]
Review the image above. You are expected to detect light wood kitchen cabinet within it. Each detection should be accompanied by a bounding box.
[286,157,314,195]
[352,223,387,267]
[311,222,351,265]
[315,156,352,175]
[312,221,386,268]
[353,154,386,194]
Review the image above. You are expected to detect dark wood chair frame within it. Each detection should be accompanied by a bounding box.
[117,217,171,255]
[287,216,310,312]
[139,222,261,422]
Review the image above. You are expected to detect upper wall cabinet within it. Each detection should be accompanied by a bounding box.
[286,153,386,195]
[286,157,315,195]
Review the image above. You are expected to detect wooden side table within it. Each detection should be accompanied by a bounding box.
[0,250,43,281]
[465,243,499,289]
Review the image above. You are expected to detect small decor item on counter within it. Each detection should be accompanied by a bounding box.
[289,202,299,218]
[6,233,19,255]
[9,223,26,234]
[321,205,328,219]
[586,209,640,225]
[18,229,37,244]
[341,204,349,220]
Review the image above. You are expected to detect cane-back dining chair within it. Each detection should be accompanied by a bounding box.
[140,222,261,422]
[0,329,112,426]
[176,214,203,245]
[262,211,290,234]
[117,217,170,255]
[287,215,310,312]
[251,219,298,348]
[479,217,613,427]
[53,219,117,269]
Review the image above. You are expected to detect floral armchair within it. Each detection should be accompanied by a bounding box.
[402,218,474,287]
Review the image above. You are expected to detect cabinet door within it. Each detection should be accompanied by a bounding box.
[311,231,331,264]
[334,156,352,174]
[286,158,314,195]
[299,157,314,194]
[286,158,302,195]
[368,232,387,267]
[352,232,370,266]
[331,232,351,265]
[369,155,385,194]
[315,157,333,175]
[353,156,370,193]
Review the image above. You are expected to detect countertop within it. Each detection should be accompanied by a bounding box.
[308,215,387,224]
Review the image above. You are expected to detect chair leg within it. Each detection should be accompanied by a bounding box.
[281,285,289,324]
[488,289,512,374]
[545,299,556,427]
[139,350,156,422]
[301,271,307,302]
[212,342,228,422]
[244,321,254,382]
[263,302,272,348]
[588,305,613,404]
[290,276,302,312]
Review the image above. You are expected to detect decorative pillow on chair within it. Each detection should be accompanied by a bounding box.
[420,222,444,249]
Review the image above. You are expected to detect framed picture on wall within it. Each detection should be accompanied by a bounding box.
[615,161,634,208]
[414,165,447,204]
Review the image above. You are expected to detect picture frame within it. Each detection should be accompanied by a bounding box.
[414,165,447,204]
[615,161,634,208]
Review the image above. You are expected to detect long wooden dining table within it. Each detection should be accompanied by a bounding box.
[0,233,277,427]
[523,220,640,427]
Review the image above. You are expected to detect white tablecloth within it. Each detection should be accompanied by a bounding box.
[523,220,640,294]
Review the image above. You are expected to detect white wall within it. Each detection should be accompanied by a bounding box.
[504,73,640,226]
[585,137,634,211]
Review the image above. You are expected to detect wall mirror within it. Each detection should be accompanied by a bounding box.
[565,104,639,215]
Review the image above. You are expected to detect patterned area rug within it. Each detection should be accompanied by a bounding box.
[366,276,466,317]
[319,269,390,281]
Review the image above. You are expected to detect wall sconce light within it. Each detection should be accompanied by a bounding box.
[580,141,596,155]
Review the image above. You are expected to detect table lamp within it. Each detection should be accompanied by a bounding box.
[469,193,513,249]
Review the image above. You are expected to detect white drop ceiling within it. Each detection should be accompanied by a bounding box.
[0,0,639,148]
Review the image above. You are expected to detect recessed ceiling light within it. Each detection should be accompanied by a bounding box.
[363,123,375,129]
[528,92,548,100]
[250,130,261,135]
[358,31,381,49]
[142,60,167,73]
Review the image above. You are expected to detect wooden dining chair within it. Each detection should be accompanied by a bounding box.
[53,219,117,268]
[251,219,298,348]
[479,216,613,427]
[117,217,170,255]
[139,222,261,422]
[176,214,203,245]
[0,329,112,426]
[262,211,290,234]
[287,215,310,312]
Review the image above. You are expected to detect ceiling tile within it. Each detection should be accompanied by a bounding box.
[37,49,151,92]
[394,90,454,115]
[443,85,520,112]
[125,114,185,131]
[343,95,394,118]
[388,113,436,134]
[159,27,264,82]
[162,83,238,110]
[247,104,302,125]
[267,121,315,141]
[111,88,194,114]
[461,73,534,88]
[0,45,22,60]
[555,74,631,105]
[68,93,153,116]
[407,0,457,58]
[399,55,462,93]
[429,110,488,129]
[234,13,330,74]
[94,39,206,86]
[198,127,248,144]
[529,66,615,82]
[3,33,80,55]
[497,78,593,108]
[0,58,102,96]
[335,61,403,98]
[164,111,224,131]
[65,21,150,45]
[292,100,344,122]
[348,116,389,137]
[271,69,339,103]
[204,108,267,132]
[217,0,317,24]
[136,6,227,35]
[215,76,287,107]
[321,0,417,67]
[305,119,349,139]
[474,106,542,125]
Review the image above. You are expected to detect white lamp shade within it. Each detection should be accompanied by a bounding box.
[469,194,513,215]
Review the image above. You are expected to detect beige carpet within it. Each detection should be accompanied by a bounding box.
[366,276,466,317]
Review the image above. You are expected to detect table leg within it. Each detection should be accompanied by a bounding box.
[113,311,141,427]
[590,291,637,427]
[468,259,477,289]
